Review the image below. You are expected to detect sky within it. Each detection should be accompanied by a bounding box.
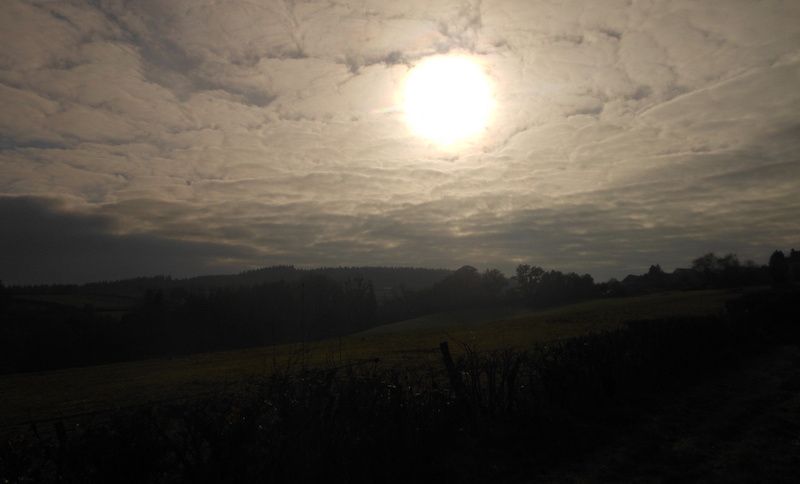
[1,0,799,285]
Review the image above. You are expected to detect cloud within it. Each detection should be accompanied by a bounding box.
[0,196,261,284]
[0,0,799,283]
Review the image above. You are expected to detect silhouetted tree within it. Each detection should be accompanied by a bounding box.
[789,249,800,283]
[689,252,748,287]
[515,264,596,307]
[433,265,483,308]
[480,269,508,303]
[515,264,544,300]
[769,250,789,285]
[342,276,378,332]
[692,253,719,274]
[643,264,669,289]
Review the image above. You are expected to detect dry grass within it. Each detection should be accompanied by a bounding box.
[1,290,731,432]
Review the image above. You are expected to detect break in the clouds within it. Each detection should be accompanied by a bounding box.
[1,0,799,284]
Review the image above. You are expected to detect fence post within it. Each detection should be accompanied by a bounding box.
[439,342,464,398]
[440,341,483,433]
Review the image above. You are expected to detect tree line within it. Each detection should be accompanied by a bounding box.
[1,248,797,373]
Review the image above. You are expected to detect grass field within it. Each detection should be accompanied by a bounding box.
[0,290,732,433]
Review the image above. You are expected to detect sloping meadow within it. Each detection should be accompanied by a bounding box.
[2,289,798,483]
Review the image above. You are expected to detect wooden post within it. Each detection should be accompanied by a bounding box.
[439,341,466,401]
[440,341,480,431]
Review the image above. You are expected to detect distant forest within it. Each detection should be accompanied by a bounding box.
[1,250,798,373]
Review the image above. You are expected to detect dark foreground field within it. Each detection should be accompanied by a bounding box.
[0,290,728,432]
[540,343,800,482]
[2,288,798,482]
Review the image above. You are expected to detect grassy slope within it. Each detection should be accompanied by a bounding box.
[1,290,730,432]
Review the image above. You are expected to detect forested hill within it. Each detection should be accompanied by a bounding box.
[8,266,453,298]
[238,266,453,294]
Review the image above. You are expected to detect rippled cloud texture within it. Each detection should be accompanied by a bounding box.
[1,0,799,283]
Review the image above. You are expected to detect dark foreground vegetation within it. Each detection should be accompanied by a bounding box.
[2,249,798,373]
[2,288,798,483]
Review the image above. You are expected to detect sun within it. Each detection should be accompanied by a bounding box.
[402,55,493,147]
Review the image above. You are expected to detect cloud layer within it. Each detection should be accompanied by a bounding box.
[1,0,799,283]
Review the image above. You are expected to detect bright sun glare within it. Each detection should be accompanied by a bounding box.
[403,55,493,147]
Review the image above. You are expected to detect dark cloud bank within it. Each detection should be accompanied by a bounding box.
[0,197,256,284]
